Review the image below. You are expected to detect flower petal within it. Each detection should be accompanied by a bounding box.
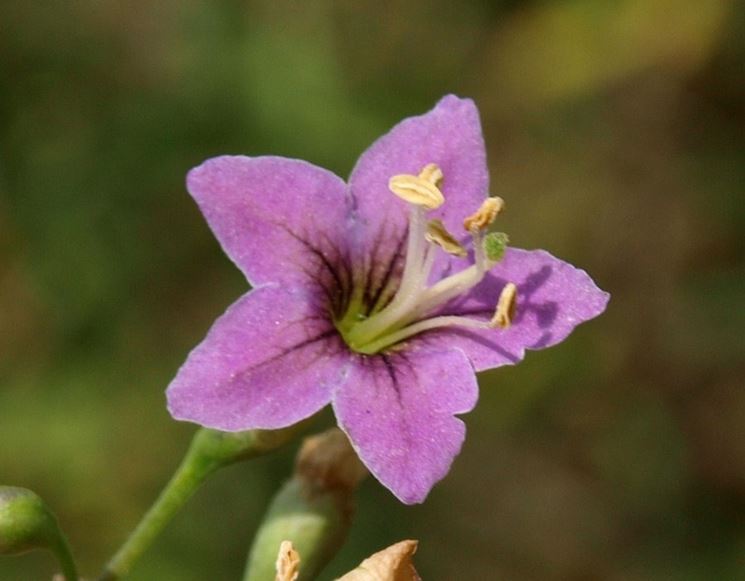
[348,95,489,287]
[332,347,478,504]
[426,248,610,371]
[166,285,350,431]
[187,156,355,288]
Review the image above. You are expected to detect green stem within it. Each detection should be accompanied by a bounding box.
[97,446,215,581]
[49,529,79,581]
[96,423,310,581]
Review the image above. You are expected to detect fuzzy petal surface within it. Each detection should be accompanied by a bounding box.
[333,347,478,504]
[424,248,610,371]
[348,95,489,287]
[187,156,355,287]
[167,285,350,431]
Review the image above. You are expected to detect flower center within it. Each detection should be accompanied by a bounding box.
[336,164,516,355]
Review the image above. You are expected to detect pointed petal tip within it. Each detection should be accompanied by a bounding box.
[432,94,482,125]
[332,349,474,506]
[530,248,611,317]
[393,488,428,506]
[333,420,433,506]
[185,154,245,193]
[435,93,477,110]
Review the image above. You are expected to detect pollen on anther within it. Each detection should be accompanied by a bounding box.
[418,163,443,187]
[464,197,504,231]
[388,171,445,210]
[490,282,517,329]
[425,219,467,257]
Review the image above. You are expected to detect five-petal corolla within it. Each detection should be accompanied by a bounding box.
[166,96,609,504]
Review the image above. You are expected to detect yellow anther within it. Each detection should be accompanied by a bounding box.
[389,165,445,210]
[418,163,443,186]
[490,282,517,329]
[463,196,505,231]
[425,219,467,257]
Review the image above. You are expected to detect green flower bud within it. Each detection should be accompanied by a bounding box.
[243,429,367,581]
[1,486,56,555]
[0,486,78,580]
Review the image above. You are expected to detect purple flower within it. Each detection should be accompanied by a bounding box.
[166,96,609,504]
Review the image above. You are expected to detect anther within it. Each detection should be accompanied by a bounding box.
[389,165,445,210]
[418,163,443,186]
[463,197,504,231]
[490,282,518,329]
[425,219,467,257]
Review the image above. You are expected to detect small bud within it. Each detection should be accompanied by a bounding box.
[490,282,518,329]
[0,486,78,580]
[463,196,504,231]
[296,429,368,493]
[0,487,58,556]
[425,220,467,257]
[275,540,300,581]
[483,232,509,262]
[244,429,367,581]
[337,540,421,581]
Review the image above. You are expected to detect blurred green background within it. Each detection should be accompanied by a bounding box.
[1,0,744,579]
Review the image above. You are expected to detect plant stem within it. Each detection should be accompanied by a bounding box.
[50,530,79,581]
[96,423,310,580]
[97,443,217,580]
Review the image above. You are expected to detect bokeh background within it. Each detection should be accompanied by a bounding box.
[1,0,744,579]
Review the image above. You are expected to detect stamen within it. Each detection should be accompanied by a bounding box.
[389,172,445,210]
[419,243,437,285]
[342,167,517,354]
[413,262,484,316]
[418,163,443,186]
[463,196,504,231]
[490,282,517,328]
[356,314,490,354]
[357,285,518,352]
[425,219,467,257]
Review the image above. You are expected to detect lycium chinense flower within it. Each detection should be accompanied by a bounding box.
[166,96,609,503]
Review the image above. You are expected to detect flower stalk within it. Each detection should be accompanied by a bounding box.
[97,422,310,581]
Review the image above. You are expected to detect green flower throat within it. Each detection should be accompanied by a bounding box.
[335,163,516,355]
